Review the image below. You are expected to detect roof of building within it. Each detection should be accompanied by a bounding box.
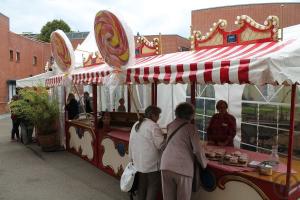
[192,2,300,12]
[66,32,89,40]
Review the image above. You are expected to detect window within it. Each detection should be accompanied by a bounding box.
[7,80,16,101]
[241,84,300,158]
[33,56,37,66]
[186,84,216,140]
[9,50,13,61]
[178,46,190,52]
[16,52,20,62]
[50,56,54,65]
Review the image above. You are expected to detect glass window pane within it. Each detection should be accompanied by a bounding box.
[278,105,290,129]
[205,99,215,116]
[203,85,215,98]
[278,130,289,155]
[242,103,257,124]
[241,123,257,151]
[257,126,276,151]
[195,98,204,115]
[195,114,204,132]
[259,104,277,128]
[242,85,264,101]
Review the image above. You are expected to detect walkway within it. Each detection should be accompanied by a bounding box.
[0,116,128,200]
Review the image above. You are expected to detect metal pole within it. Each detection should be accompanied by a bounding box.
[92,84,97,131]
[191,82,196,124]
[151,83,155,105]
[285,84,296,198]
[280,4,284,41]
[127,85,131,112]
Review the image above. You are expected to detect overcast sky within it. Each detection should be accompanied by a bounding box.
[1,0,299,37]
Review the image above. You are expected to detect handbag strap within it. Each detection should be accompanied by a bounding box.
[166,122,188,146]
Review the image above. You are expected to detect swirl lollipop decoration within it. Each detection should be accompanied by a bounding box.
[50,30,75,73]
[94,10,130,69]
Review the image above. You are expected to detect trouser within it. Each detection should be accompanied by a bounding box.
[137,171,161,200]
[11,119,20,139]
[161,170,192,200]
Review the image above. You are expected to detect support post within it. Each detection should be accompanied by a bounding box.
[127,85,131,112]
[92,84,97,131]
[285,84,297,198]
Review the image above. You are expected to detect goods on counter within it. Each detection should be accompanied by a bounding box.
[259,164,273,176]
[205,148,225,161]
[205,148,249,167]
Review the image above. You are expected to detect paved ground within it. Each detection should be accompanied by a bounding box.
[0,114,128,200]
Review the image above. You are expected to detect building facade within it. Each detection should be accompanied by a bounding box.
[191,3,300,34]
[66,32,190,54]
[0,13,52,113]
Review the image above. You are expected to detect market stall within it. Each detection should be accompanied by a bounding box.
[46,11,300,199]
[125,15,300,200]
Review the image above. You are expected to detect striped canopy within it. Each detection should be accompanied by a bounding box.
[45,64,111,87]
[71,64,111,85]
[126,38,300,85]
[46,37,300,87]
[45,74,64,87]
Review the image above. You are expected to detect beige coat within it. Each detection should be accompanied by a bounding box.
[160,118,207,177]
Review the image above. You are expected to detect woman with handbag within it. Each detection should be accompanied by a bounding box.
[128,105,165,200]
[160,102,208,200]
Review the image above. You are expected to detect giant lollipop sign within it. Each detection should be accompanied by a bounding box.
[94,10,133,70]
[50,30,75,73]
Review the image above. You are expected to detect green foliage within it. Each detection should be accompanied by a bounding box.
[37,19,71,42]
[10,87,59,135]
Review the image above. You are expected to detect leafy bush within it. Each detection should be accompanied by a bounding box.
[10,87,59,135]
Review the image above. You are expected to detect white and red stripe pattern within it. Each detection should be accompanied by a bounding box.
[71,64,111,85]
[126,38,300,85]
[45,74,64,87]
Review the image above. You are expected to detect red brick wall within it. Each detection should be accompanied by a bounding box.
[69,34,190,55]
[191,3,300,34]
[0,14,52,114]
[134,35,190,54]
[0,14,10,113]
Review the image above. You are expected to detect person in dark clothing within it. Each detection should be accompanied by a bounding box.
[66,93,79,120]
[117,98,126,112]
[207,100,236,146]
[9,95,20,141]
[83,92,93,113]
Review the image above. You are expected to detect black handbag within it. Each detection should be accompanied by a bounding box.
[192,159,202,192]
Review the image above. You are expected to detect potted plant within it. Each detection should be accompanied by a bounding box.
[9,86,59,150]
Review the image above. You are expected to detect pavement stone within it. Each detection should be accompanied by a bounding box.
[0,116,128,200]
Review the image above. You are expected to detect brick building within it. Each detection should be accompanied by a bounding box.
[191,3,300,34]
[0,13,52,113]
[66,32,190,54]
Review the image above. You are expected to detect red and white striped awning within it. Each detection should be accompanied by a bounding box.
[126,38,300,85]
[45,74,64,87]
[45,64,112,87]
[72,64,111,85]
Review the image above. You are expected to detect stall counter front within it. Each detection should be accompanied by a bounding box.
[192,145,300,200]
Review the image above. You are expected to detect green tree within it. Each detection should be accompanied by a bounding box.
[38,19,71,42]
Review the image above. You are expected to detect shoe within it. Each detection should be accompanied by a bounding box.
[11,138,17,142]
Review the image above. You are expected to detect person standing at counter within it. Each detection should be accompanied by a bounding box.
[129,105,165,200]
[83,92,93,113]
[66,93,79,120]
[207,100,236,146]
[161,102,207,200]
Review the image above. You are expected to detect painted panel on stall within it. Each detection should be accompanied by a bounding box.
[101,138,130,175]
[69,126,94,160]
